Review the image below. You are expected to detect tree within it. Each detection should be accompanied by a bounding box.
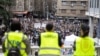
[0,0,13,26]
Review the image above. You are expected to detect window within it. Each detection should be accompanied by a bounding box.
[71,1,76,4]
[91,0,94,8]
[71,1,76,6]
[91,0,99,8]
[90,0,94,8]
[81,1,86,4]
[62,0,66,1]
[93,0,100,8]
[30,1,33,6]
[95,0,97,8]
[81,1,86,6]
[18,0,22,6]
[97,0,99,8]
[71,9,76,14]
[61,9,66,13]
[80,10,85,15]
[62,1,68,6]
[90,0,92,8]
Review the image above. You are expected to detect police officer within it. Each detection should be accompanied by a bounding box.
[38,23,63,56]
[2,20,31,56]
[73,24,96,56]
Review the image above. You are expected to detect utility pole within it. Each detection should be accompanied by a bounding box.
[89,0,93,37]
[97,0,100,39]
[43,0,46,18]
[46,5,49,20]
[39,0,41,19]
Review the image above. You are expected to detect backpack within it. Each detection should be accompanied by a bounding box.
[7,34,23,56]
[7,47,21,56]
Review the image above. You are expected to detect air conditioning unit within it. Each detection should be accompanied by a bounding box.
[71,3,74,7]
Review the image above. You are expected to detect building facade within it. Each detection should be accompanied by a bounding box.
[86,0,100,18]
[33,0,57,17]
[10,0,56,17]
[10,0,34,12]
[86,0,100,38]
[55,0,88,18]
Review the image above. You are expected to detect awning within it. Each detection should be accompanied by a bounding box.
[12,11,28,14]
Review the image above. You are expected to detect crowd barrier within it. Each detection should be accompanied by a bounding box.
[0,46,100,56]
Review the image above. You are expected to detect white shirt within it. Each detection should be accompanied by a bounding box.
[64,34,79,46]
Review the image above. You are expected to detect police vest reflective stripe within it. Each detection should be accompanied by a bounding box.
[6,48,25,50]
[39,32,60,56]
[74,36,96,56]
[39,47,60,51]
[39,54,60,56]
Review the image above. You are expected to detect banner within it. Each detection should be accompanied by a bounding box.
[34,23,41,28]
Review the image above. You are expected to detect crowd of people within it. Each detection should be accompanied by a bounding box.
[0,17,97,45]
[18,17,87,45]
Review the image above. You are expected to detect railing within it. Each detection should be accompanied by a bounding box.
[0,46,100,56]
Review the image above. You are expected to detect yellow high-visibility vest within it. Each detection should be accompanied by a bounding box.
[38,32,60,56]
[74,36,96,56]
[4,31,27,56]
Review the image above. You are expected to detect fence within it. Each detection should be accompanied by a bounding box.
[0,46,100,56]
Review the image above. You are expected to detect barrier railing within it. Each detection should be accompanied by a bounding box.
[0,46,100,56]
